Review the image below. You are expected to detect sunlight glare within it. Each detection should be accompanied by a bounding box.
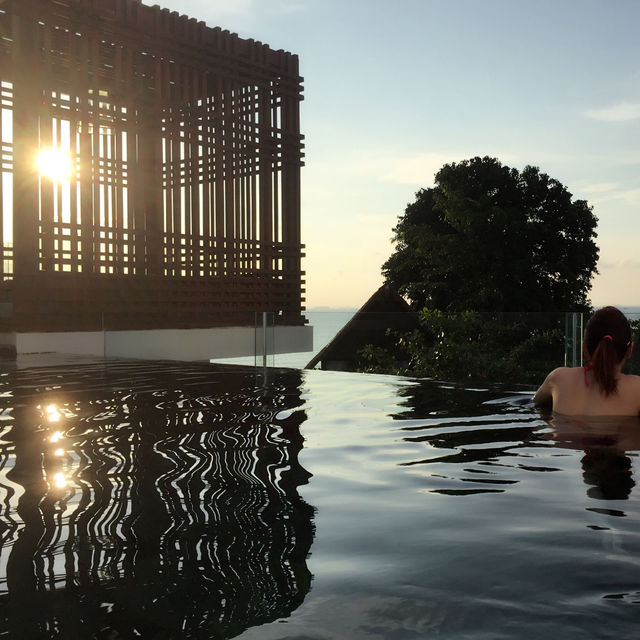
[36,148,72,182]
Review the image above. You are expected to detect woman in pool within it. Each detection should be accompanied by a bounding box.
[534,306,640,415]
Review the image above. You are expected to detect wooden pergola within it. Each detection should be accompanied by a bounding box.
[0,0,305,332]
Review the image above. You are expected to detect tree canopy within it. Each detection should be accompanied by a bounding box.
[382,156,599,312]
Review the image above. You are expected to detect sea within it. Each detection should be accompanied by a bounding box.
[211,310,356,370]
[619,305,640,319]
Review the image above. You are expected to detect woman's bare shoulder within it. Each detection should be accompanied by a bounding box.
[533,367,580,406]
[620,373,640,388]
[546,366,581,381]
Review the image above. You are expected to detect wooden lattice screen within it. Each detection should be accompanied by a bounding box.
[0,0,305,331]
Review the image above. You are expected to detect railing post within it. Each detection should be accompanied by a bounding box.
[564,312,583,367]
[262,311,268,370]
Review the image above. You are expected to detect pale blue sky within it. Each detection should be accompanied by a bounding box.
[160,0,640,308]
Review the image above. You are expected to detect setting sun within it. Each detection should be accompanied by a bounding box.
[36,147,72,181]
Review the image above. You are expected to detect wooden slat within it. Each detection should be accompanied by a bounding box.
[6,0,306,330]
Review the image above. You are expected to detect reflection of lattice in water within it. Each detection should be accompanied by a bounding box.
[153,424,310,625]
[0,361,314,638]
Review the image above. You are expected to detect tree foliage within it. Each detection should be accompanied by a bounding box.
[357,310,565,384]
[382,156,599,312]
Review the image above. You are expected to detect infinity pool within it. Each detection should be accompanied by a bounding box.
[0,357,639,639]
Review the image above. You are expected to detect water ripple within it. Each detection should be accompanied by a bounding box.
[0,361,314,638]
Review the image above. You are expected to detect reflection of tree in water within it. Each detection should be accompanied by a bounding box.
[0,361,315,639]
[390,379,534,420]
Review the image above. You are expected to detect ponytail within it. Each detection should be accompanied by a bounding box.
[589,336,619,396]
[584,307,632,397]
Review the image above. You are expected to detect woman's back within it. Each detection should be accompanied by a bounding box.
[540,366,640,416]
[534,307,640,417]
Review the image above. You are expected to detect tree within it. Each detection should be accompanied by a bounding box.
[357,310,566,384]
[382,156,599,312]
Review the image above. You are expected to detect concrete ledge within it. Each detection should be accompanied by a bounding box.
[5,325,313,362]
[0,332,16,356]
[16,331,104,356]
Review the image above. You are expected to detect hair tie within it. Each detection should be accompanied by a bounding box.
[602,334,613,342]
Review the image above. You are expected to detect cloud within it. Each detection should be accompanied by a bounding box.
[380,151,520,186]
[580,182,619,194]
[585,102,640,122]
[599,259,640,270]
[613,188,640,204]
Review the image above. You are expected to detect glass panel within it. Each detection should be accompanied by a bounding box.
[201,309,640,389]
[273,309,354,370]
[564,312,583,368]
[273,310,574,387]
[254,311,276,369]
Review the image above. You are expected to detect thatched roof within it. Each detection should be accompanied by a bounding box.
[305,285,418,370]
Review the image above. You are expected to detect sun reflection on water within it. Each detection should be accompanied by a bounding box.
[51,471,68,490]
[45,404,62,423]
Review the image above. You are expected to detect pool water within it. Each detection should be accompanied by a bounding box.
[0,358,639,639]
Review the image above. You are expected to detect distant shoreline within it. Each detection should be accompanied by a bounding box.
[305,307,358,313]
[306,306,640,314]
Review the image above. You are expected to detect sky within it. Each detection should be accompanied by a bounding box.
[159,0,640,310]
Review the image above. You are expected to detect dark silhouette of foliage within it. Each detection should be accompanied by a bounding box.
[624,318,640,375]
[362,157,601,383]
[382,156,599,313]
[357,310,565,385]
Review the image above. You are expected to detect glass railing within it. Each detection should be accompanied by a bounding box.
[211,310,597,387]
[564,312,583,368]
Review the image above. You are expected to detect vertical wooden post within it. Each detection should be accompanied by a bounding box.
[137,104,163,277]
[223,79,235,276]
[134,48,163,278]
[11,10,41,281]
[201,78,212,277]
[280,54,303,316]
[258,84,272,278]
[213,78,225,277]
